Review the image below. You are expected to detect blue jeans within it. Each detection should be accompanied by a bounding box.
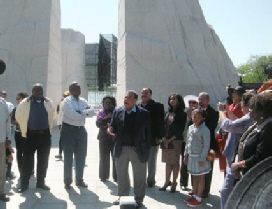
[61,124,87,185]
[220,165,234,209]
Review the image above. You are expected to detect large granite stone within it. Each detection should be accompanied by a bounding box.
[61,29,88,99]
[117,0,239,106]
[0,0,62,105]
[226,157,272,209]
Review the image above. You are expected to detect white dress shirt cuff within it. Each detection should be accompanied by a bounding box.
[82,109,95,118]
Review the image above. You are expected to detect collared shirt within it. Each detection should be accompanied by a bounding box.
[221,113,253,168]
[124,105,136,114]
[27,97,49,131]
[0,98,11,142]
[62,95,95,126]
[4,100,14,114]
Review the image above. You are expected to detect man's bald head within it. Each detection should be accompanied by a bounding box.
[32,83,44,100]
[69,82,81,99]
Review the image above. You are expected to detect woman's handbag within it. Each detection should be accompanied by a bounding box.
[206,149,216,162]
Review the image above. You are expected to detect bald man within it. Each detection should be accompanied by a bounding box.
[16,84,55,193]
[61,82,94,189]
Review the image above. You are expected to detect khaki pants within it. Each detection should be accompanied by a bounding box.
[0,142,6,195]
[115,146,147,203]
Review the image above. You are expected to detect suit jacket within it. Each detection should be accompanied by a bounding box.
[204,105,219,152]
[139,99,164,146]
[164,110,187,140]
[110,105,151,163]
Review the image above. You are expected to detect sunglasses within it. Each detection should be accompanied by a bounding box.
[189,101,197,104]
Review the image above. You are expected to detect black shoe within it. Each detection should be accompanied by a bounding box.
[136,202,143,208]
[76,181,88,188]
[65,184,72,190]
[113,178,117,183]
[100,178,107,182]
[17,187,28,193]
[0,194,10,202]
[180,185,188,191]
[36,184,50,190]
[202,193,209,198]
[113,198,120,205]
[6,172,16,180]
[170,182,177,193]
[55,155,62,159]
[159,181,172,191]
[147,182,155,188]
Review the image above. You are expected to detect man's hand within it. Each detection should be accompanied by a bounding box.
[104,113,113,120]
[107,123,115,137]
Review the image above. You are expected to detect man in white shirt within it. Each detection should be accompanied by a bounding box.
[0,91,14,114]
[61,82,94,189]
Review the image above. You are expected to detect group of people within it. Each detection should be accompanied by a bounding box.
[0,81,94,201]
[0,71,272,208]
[97,86,272,208]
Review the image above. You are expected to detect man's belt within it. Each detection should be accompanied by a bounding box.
[62,123,84,129]
[27,129,49,134]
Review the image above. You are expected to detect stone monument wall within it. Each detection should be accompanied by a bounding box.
[117,0,239,107]
[61,29,88,99]
[0,0,62,105]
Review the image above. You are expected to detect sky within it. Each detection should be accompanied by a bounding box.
[61,0,272,67]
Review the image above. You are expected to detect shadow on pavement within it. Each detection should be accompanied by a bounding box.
[67,186,112,208]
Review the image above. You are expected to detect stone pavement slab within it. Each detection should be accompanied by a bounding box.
[1,118,223,209]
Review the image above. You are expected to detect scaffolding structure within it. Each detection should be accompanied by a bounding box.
[85,34,117,107]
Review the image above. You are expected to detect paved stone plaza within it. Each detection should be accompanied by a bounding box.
[2,117,223,209]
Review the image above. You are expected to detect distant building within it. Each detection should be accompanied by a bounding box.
[85,34,117,91]
[85,43,99,89]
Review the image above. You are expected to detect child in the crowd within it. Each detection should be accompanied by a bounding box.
[6,140,14,179]
[183,109,211,207]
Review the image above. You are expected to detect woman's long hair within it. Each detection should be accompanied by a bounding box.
[168,93,185,112]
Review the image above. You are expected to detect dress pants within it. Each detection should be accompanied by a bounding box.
[99,139,117,181]
[58,125,63,155]
[0,142,6,195]
[115,146,147,203]
[15,131,23,173]
[147,145,159,185]
[21,129,51,188]
[61,124,87,185]
[203,159,214,196]
[180,142,189,187]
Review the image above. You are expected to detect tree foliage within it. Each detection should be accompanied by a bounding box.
[237,55,272,83]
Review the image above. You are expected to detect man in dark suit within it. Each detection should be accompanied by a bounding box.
[108,90,151,208]
[198,92,219,198]
[139,88,164,187]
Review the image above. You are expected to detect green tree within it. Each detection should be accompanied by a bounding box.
[237,55,272,83]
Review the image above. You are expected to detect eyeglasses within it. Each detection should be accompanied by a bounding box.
[189,101,197,104]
